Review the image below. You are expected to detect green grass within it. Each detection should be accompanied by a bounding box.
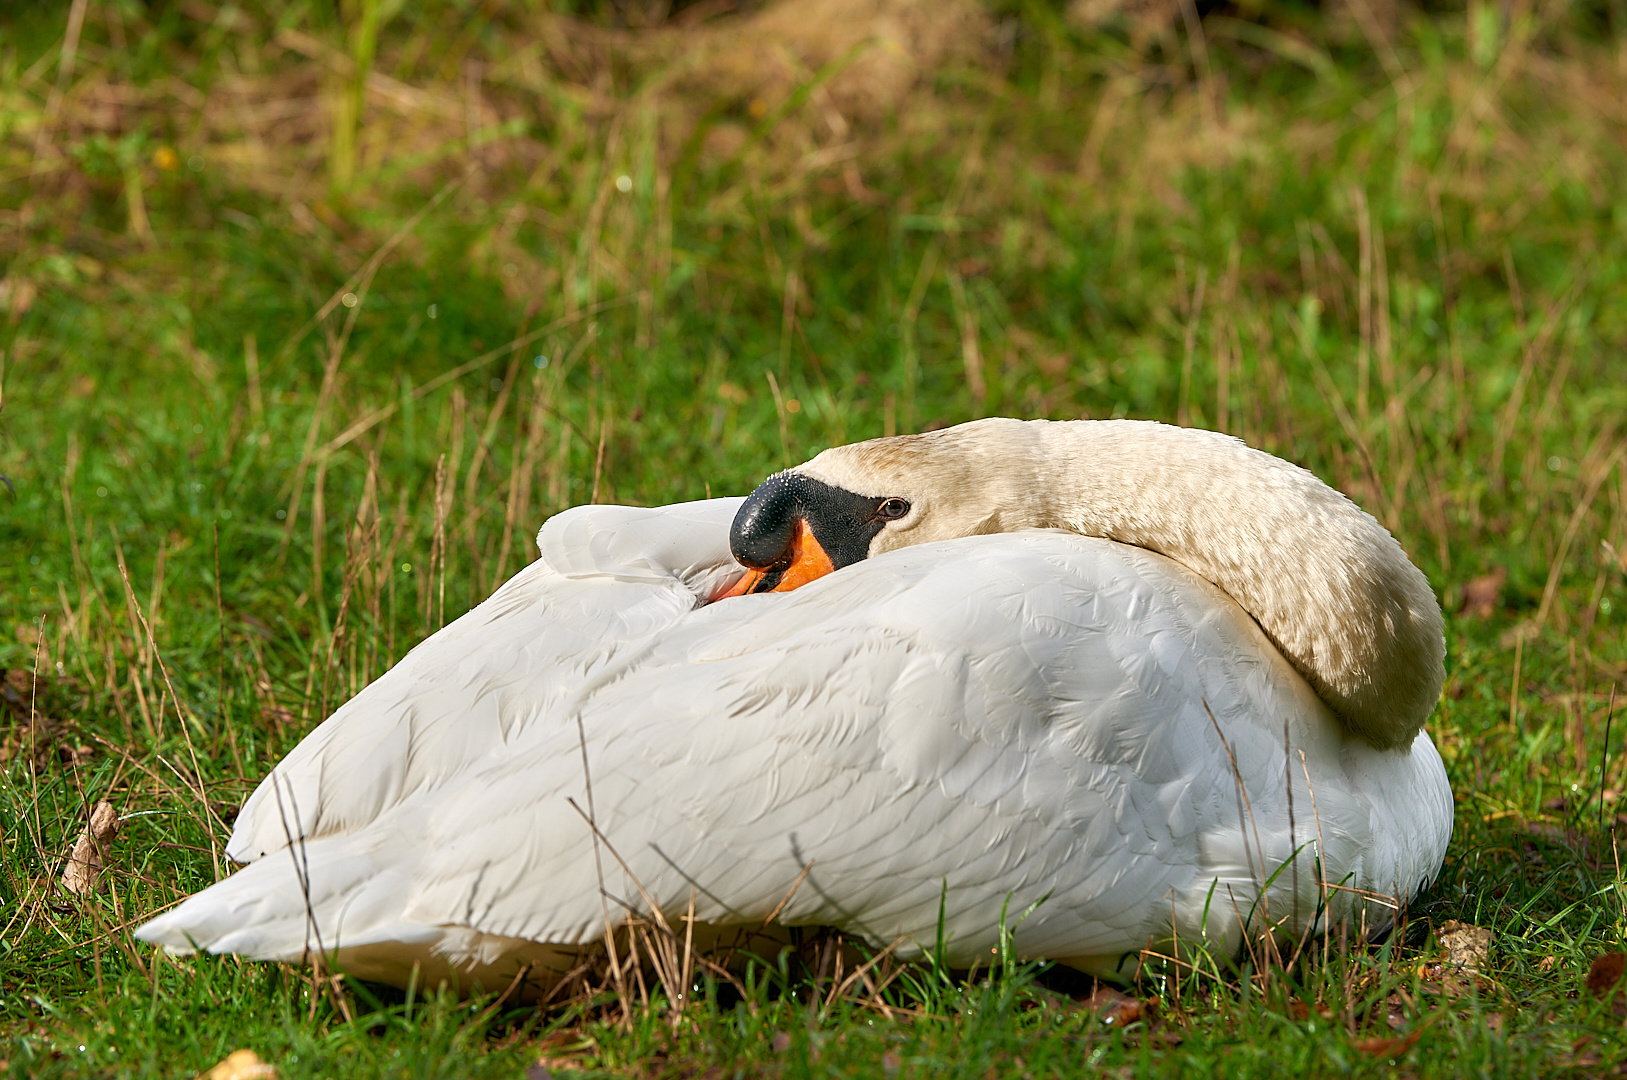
[2,0,1627,1075]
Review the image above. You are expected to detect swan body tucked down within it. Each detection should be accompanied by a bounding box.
[137,419,1452,988]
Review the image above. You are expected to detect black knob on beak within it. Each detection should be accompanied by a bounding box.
[730,473,802,569]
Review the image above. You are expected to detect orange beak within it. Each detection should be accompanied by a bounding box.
[712,518,836,600]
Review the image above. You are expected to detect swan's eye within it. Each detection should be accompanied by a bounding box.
[876,498,911,521]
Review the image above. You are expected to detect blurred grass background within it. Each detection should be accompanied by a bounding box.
[1,0,1626,1075]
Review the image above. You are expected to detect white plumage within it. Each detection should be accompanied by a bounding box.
[137,420,1453,989]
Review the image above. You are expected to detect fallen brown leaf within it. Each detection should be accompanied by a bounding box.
[1354,1027,1423,1058]
[1082,986,1150,1026]
[60,800,120,896]
[1586,952,1625,1001]
[530,1028,590,1061]
[1439,920,1493,971]
[1419,920,1495,996]
[1461,567,1507,618]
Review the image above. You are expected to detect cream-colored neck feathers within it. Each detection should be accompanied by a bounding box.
[793,417,1445,750]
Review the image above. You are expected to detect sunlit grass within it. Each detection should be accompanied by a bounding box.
[2,0,1626,1075]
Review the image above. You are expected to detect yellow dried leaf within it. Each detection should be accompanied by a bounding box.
[199,1049,276,1080]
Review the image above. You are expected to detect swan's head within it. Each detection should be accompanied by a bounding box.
[719,416,1446,749]
[719,419,1039,597]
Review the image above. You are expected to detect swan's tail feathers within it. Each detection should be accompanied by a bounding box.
[135,841,406,961]
[133,839,581,991]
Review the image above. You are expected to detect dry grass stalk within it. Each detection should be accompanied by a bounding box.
[428,453,450,633]
[1489,274,1585,489]
[492,366,552,583]
[459,355,523,597]
[1536,435,1626,630]
[112,537,228,875]
[313,304,611,465]
[565,796,694,1022]
[279,253,386,554]
[765,370,791,469]
[589,396,612,504]
[319,453,381,717]
[30,0,90,169]
[945,270,986,408]
[1176,265,1208,428]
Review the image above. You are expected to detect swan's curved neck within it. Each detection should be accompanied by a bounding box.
[798,419,1445,749]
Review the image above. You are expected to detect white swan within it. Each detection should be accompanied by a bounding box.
[136,418,1452,988]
